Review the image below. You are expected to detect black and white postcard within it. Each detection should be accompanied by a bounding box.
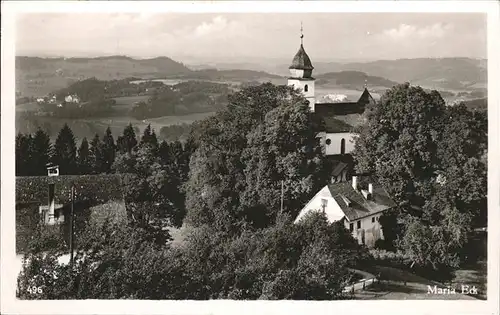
[1,1,499,315]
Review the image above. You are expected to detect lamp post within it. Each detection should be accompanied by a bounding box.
[280,180,284,215]
[69,184,75,265]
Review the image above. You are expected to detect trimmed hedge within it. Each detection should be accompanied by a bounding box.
[16,174,128,204]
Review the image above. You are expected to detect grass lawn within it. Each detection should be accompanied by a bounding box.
[450,260,487,300]
[354,266,480,300]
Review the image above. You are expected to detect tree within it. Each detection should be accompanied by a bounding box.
[114,144,185,230]
[52,124,77,175]
[185,83,324,232]
[117,123,138,154]
[77,138,92,175]
[31,129,52,175]
[140,124,158,149]
[16,133,32,176]
[100,127,116,173]
[240,99,325,227]
[353,84,487,271]
[89,134,103,174]
[353,83,446,204]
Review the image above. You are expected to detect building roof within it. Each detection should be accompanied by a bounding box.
[289,44,314,70]
[328,176,396,221]
[357,88,377,107]
[331,162,348,177]
[313,88,374,133]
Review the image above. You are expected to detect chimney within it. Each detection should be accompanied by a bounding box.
[352,176,358,190]
[368,183,373,194]
[361,189,371,200]
[341,169,347,182]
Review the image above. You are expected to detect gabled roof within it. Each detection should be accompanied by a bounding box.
[357,88,376,107]
[328,176,396,221]
[289,44,314,70]
[313,88,375,133]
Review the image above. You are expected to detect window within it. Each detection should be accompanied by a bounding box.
[349,223,354,232]
[341,138,346,155]
[372,217,375,223]
[326,139,332,145]
[304,84,308,92]
[357,221,361,229]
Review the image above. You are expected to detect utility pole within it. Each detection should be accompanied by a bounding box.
[69,184,75,265]
[280,180,284,215]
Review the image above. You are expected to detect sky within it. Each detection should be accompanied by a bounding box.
[16,13,487,64]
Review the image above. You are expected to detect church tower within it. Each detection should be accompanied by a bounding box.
[288,23,316,112]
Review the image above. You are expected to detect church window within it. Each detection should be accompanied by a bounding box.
[304,84,308,92]
[341,138,346,154]
[326,139,332,145]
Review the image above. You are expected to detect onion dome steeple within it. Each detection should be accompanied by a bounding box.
[289,22,314,78]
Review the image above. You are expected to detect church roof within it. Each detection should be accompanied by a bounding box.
[289,44,314,70]
[313,88,374,132]
[357,88,376,107]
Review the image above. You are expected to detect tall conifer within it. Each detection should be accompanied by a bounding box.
[52,124,77,175]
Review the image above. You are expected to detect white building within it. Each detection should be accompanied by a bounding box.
[65,94,80,103]
[294,174,396,248]
[287,31,376,156]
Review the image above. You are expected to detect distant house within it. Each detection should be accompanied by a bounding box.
[294,174,396,247]
[64,94,80,103]
[16,170,129,254]
[48,95,57,104]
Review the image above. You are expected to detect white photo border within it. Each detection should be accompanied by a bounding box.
[1,1,499,314]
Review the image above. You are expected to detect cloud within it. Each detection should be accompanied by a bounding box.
[194,16,229,37]
[382,23,454,40]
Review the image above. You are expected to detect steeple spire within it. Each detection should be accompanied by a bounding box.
[300,21,304,45]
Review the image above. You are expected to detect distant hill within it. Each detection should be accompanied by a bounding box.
[313,58,487,91]
[315,71,398,89]
[16,56,283,97]
[16,55,192,97]
[461,97,487,112]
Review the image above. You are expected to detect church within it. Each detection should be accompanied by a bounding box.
[286,31,376,156]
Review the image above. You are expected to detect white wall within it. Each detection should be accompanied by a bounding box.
[288,78,315,112]
[324,132,356,155]
[294,186,345,224]
[343,213,384,247]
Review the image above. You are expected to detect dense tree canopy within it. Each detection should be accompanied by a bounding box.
[353,83,487,270]
[185,83,325,232]
[17,212,367,300]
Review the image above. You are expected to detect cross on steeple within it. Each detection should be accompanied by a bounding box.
[300,21,304,45]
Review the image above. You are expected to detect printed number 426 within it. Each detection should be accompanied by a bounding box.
[27,286,43,294]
